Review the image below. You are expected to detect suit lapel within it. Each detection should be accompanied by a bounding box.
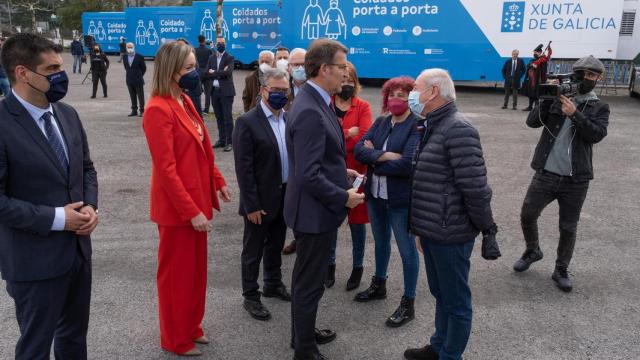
[6,95,68,180]
[255,103,280,154]
[303,84,345,152]
[166,96,206,154]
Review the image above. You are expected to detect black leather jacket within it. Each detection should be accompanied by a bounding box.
[526,97,609,181]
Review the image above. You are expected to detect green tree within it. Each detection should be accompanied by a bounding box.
[57,0,122,31]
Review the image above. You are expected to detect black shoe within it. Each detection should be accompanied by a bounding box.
[263,284,291,302]
[501,105,508,109]
[552,267,573,292]
[290,329,336,349]
[138,111,144,117]
[386,296,415,328]
[293,352,327,360]
[104,95,108,98]
[522,107,532,111]
[128,111,137,117]
[346,267,363,291]
[404,344,439,360]
[213,141,225,148]
[223,144,233,152]
[90,95,96,99]
[324,264,335,288]
[512,106,518,110]
[354,276,387,302]
[513,247,543,272]
[243,299,271,321]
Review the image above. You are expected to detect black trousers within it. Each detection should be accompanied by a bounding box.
[241,192,287,301]
[202,78,212,112]
[520,170,589,268]
[91,71,107,97]
[503,81,518,107]
[6,247,91,360]
[291,229,335,357]
[127,84,145,113]
[211,87,234,144]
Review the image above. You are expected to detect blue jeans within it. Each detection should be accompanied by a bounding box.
[0,76,10,97]
[328,223,366,268]
[72,54,83,73]
[368,197,419,299]
[421,239,474,360]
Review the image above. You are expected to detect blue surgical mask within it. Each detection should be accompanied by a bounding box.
[292,66,306,82]
[178,69,200,91]
[29,69,69,103]
[266,91,289,110]
[216,43,225,53]
[408,90,425,116]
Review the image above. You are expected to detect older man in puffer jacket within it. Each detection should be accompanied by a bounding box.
[404,68,500,360]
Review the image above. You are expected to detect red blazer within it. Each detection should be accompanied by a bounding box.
[337,96,372,225]
[143,94,226,226]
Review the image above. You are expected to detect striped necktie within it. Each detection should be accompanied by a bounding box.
[41,111,69,175]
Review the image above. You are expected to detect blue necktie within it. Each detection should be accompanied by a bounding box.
[511,60,516,76]
[42,111,69,175]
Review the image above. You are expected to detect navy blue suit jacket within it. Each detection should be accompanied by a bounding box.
[284,83,349,234]
[123,53,146,86]
[0,94,98,281]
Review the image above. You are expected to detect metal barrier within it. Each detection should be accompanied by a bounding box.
[548,59,634,95]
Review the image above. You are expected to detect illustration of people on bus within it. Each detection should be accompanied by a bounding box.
[323,0,346,40]
[146,21,159,46]
[87,20,97,39]
[301,0,347,40]
[135,20,146,45]
[201,9,229,42]
[96,21,107,41]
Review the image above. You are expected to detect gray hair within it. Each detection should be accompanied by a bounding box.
[512,49,519,54]
[259,50,274,59]
[290,47,306,58]
[263,67,290,83]
[418,68,456,102]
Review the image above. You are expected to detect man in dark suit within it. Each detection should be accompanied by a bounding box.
[123,42,146,117]
[233,68,292,322]
[195,35,213,113]
[501,49,526,110]
[206,37,236,152]
[284,38,364,360]
[0,33,98,360]
[281,47,307,255]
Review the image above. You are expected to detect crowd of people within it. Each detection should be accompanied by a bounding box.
[0,32,610,360]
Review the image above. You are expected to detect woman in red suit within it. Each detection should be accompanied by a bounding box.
[142,41,231,357]
[328,61,372,290]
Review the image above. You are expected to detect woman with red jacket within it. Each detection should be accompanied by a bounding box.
[142,41,231,357]
[326,61,372,290]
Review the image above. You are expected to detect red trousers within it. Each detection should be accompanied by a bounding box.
[157,225,207,354]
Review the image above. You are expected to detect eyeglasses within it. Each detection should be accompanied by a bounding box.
[328,63,348,71]
[264,86,290,94]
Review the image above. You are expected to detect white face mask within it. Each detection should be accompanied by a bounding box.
[408,90,425,116]
[259,62,272,73]
[126,48,135,54]
[276,59,289,72]
[292,66,306,82]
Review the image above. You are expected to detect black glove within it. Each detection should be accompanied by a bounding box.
[481,223,501,260]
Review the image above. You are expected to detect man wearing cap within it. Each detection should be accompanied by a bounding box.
[513,55,610,292]
[521,43,552,111]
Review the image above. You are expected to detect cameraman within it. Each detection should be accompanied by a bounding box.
[513,56,609,292]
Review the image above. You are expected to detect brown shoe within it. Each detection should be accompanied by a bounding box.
[178,347,202,357]
[194,335,210,344]
[282,241,296,255]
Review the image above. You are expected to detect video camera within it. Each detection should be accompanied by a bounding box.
[537,73,581,100]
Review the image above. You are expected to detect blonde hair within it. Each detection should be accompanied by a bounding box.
[151,41,194,97]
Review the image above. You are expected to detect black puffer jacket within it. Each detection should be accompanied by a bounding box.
[526,97,609,181]
[410,102,494,245]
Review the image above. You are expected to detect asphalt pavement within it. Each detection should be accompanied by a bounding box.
[0,53,639,360]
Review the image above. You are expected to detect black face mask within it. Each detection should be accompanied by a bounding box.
[28,69,69,103]
[337,85,355,101]
[578,79,597,94]
[334,106,347,118]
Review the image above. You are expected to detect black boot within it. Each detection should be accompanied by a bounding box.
[354,276,386,302]
[346,267,363,291]
[386,296,415,328]
[552,266,572,292]
[513,247,543,272]
[404,344,439,360]
[324,264,335,288]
